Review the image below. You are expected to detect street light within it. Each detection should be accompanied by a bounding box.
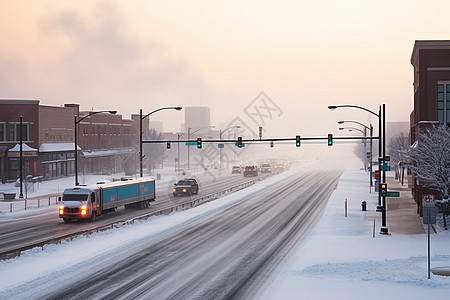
[329,104,388,234]
[177,132,184,172]
[338,127,365,134]
[187,126,215,170]
[219,125,240,174]
[339,120,374,188]
[140,106,182,177]
[75,110,117,186]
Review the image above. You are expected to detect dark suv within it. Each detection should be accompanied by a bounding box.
[243,166,258,177]
[172,179,199,196]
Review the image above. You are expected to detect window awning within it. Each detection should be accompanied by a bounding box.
[39,143,81,152]
[8,143,38,157]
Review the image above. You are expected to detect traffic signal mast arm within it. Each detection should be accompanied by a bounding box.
[142,136,379,144]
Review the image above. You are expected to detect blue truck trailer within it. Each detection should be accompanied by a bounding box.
[59,178,155,223]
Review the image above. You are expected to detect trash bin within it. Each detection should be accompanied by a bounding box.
[361,201,367,211]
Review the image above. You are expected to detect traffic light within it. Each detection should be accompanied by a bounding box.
[270,140,274,147]
[296,135,301,147]
[380,183,387,197]
[167,142,171,149]
[237,136,242,148]
[327,134,333,146]
[197,138,202,149]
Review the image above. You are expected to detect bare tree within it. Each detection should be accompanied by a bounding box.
[388,132,410,183]
[143,129,165,174]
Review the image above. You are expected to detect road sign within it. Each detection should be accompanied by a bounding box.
[374,170,380,180]
[384,155,390,161]
[386,191,400,197]
[218,143,224,148]
[383,163,391,171]
[422,194,435,208]
[423,207,437,224]
[185,142,197,146]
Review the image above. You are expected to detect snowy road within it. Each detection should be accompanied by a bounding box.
[17,168,342,300]
[0,172,269,255]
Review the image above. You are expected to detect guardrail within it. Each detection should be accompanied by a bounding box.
[0,174,272,260]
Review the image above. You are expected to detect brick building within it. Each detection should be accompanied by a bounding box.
[410,40,450,207]
[0,100,142,181]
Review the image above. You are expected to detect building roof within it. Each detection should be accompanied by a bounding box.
[8,143,38,152]
[0,99,40,105]
[411,40,450,64]
[39,143,80,152]
[82,147,134,158]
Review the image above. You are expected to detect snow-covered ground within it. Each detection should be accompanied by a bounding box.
[1,159,450,299]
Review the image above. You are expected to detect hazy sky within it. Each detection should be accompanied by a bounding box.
[1,0,449,136]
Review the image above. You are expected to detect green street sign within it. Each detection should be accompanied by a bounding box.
[185,142,197,146]
[234,142,245,147]
[218,143,224,148]
[383,164,391,171]
[386,191,400,197]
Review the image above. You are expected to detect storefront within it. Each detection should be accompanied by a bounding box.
[39,143,77,179]
[7,143,38,180]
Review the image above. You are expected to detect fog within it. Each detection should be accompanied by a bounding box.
[2,0,448,135]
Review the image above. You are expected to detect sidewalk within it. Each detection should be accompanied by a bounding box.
[385,174,425,235]
[365,173,425,235]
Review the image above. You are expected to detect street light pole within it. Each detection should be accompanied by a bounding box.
[219,125,240,175]
[329,104,388,234]
[140,106,182,177]
[19,116,24,199]
[74,110,117,186]
[187,127,191,170]
[338,120,372,175]
[177,133,184,172]
[186,126,215,170]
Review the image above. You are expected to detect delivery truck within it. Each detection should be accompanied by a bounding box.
[59,178,155,223]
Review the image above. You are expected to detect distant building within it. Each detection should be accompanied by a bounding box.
[185,107,211,134]
[410,40,450,208]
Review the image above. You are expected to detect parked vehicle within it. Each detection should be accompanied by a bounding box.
[260,163,272,173]
[243,166,258,177]
[232,166,241,174]
[59,178,155,223]
[173,178,199,196]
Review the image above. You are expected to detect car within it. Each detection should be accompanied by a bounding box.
[172,178,199,196]
[243,166,258,177]
[231,166,241,174]
[260,163,272,173]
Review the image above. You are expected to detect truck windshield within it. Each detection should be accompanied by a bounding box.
[63,194,89,201]
[177,181,191,185]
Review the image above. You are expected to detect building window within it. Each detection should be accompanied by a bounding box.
[8,122,29,141]
[0,122,5,141]
[438,83,450,124]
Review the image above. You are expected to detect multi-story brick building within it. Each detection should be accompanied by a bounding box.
[410,40,450,208]
[0,100,142,181]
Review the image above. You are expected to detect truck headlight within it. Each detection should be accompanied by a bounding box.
[81,205,87,215]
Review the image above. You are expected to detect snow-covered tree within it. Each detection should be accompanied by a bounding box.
[408,124,450,201]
